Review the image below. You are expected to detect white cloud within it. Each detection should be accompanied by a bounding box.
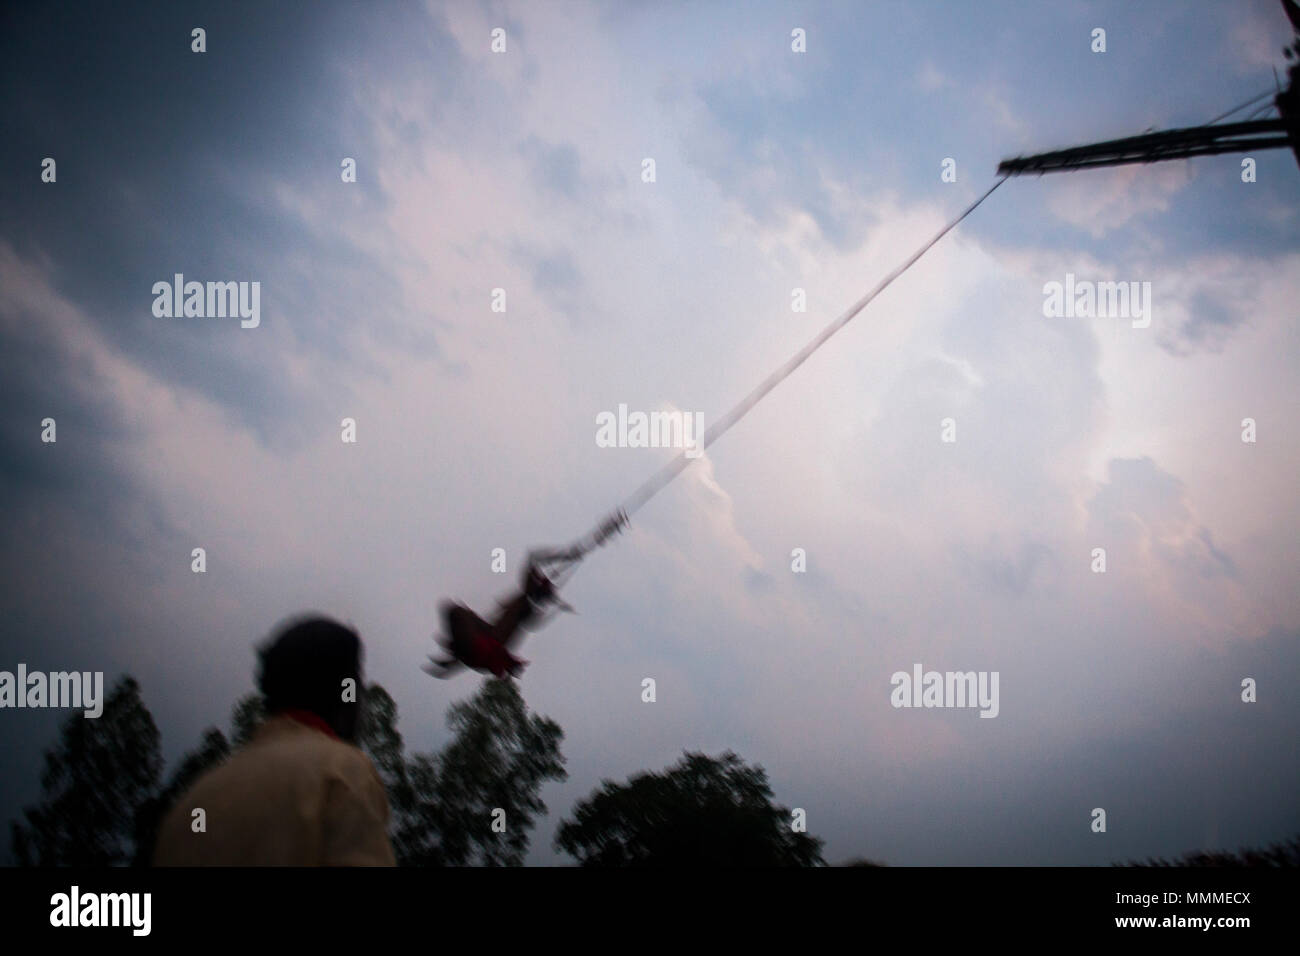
[1045,161,1196,238]
[6,0,1298,866]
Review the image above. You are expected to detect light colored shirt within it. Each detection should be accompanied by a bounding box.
[153,713,396,866]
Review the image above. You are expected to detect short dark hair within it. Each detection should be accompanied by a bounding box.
[257,616,363,740]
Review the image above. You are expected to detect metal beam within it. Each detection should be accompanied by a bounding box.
[998,119,1293,176]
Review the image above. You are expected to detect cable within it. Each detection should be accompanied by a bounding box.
[1204,87,1276,126]
[550,85,1287,568]
[560,174,1008,553]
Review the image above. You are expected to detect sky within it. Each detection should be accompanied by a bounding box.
[1,0,1298,866]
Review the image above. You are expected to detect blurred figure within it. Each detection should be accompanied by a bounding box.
[152,616,396,866]
[425,513,628,680]
[425,556,575,680]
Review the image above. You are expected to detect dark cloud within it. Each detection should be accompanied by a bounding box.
[532,251,582,294]
[956,537,1055,597]
[520,136,584,201]
[1158,287,1252,356]
[743,566,775,593]
[0,1,455,444]
[2,1,1296,870]
[509,239,584,314]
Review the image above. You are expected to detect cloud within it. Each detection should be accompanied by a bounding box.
[519,136,585,201]
[509,240,585,311]
[3,0,1298,869]
[1087,457,1239,581]
[1154,262,1262,356]
[916,61,948,91]
[956,536,1056,597]
[1045,162,1196,238]
[1085,456,1252,643]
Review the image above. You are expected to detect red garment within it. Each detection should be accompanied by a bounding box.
[440,601,525,677]
[278,707,340,740]
[470,633,520,677]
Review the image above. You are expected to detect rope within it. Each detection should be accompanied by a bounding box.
[558,175,1009,562]
[1203,87,1278,126]
[546,83,1285,570]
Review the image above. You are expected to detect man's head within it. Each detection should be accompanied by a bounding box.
[257,616,363,742]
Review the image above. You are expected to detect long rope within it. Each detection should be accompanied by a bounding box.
[557,174,1008,560]
[552,83,1283,567]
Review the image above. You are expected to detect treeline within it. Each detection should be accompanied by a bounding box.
[1120,837,1300,867]
[9,675,826,866]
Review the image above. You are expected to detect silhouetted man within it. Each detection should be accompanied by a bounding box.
[152,616,396,866]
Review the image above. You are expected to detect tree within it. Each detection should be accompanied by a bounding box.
[359,684,407,796]
[359,683,414,842]
[229,692,265,747]
[12,674,566,867]
[398,677,566,866]
[11,676,162,866]
[556,750,825,866]
[1120,835,1300,867]
[132,726,230,866]
[128,690,263,864]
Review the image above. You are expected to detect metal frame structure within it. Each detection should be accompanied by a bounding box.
[999,14,1300,176]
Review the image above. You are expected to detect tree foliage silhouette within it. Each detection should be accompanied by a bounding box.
[397,677,566,866]
[132,726,230,865]
[1119,835,1300,867]
[555,750,825,866]
[229,692,265,747]
[11,677,162,866]
[359,684,411,810]
[131,692,264,864]
[169,679,568,865]
[13,674,565,867]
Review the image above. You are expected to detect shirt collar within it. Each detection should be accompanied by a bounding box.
[274,708,340,740]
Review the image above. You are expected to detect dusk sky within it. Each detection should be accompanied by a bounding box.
[2,0,1298,865]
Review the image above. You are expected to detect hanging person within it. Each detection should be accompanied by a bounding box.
[425,513,627,680]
